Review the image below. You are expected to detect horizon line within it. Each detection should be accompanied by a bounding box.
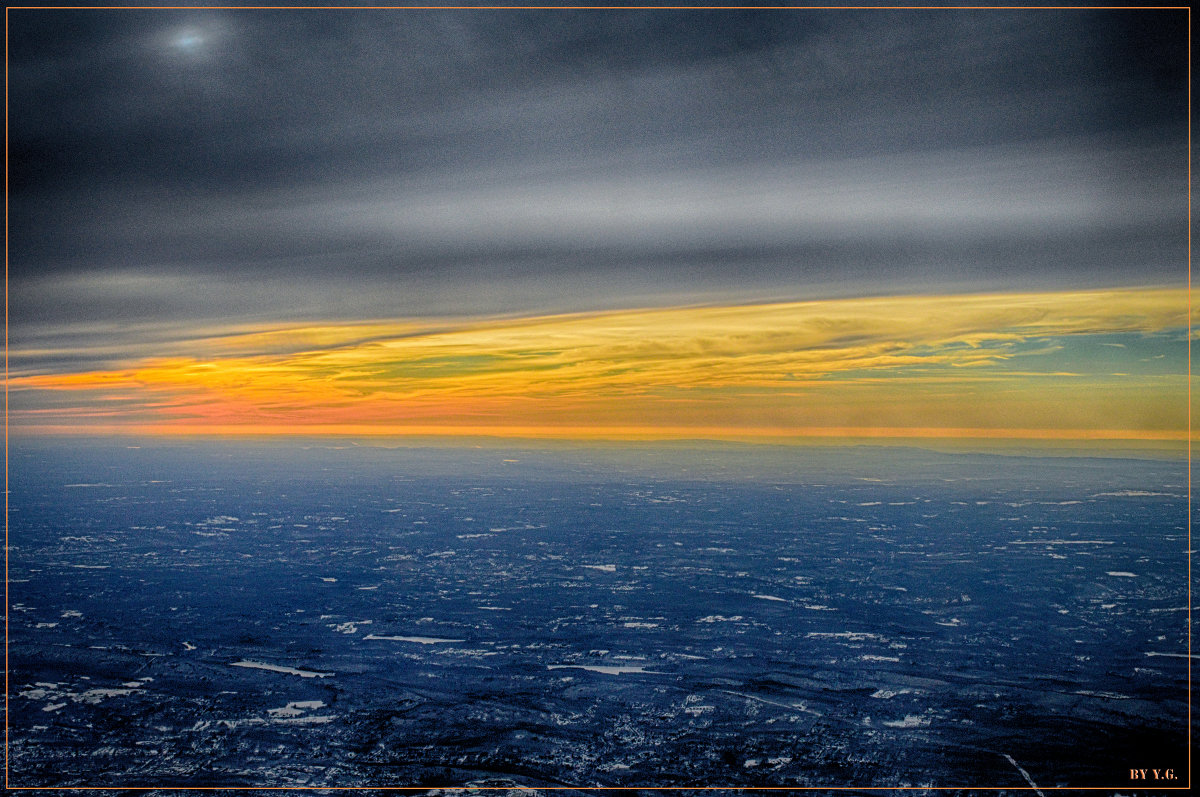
[7,423,1191,443]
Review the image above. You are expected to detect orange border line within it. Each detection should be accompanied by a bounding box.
[2,3,1190,792]
[4,4,9,791]
[0,789,1193,793]
[1187,4,1193,793]
[0,5,1195,9]
[0,789,1196,793]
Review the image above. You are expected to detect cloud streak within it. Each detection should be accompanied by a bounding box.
[10,288,1188,441]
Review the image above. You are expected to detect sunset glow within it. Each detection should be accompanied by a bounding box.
[11,287,1188,443]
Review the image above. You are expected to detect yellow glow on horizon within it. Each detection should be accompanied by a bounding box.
[10,287,1189,441]
[12,424,1191,442]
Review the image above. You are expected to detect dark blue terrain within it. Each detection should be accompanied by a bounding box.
[6,439,1193,790]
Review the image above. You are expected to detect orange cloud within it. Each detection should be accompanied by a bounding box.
[9,287,1189,442]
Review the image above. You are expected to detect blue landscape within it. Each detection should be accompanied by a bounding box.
[7,439,1191,789]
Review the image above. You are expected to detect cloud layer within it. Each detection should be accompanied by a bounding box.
[11,288,1188,440]
[8,9,1189,341]
[7,10,1188,442]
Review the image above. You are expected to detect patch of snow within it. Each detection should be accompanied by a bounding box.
[76,689,135,704]
[230,661,333,678]
[269,700,326,718]
[883,714,930,728]
[547,664,658,675]
[363,635,465,644]
[806,631,884,641]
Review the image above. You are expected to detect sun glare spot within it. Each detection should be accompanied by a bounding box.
[173,30,205,51]
[162,22,226,59]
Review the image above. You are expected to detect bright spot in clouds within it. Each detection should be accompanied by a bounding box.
[174,31,203,50]
[166,24,221,56]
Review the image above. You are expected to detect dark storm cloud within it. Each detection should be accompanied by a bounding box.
[7,8,1190,341]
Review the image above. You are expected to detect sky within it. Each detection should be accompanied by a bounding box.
[6,7,1192,444]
